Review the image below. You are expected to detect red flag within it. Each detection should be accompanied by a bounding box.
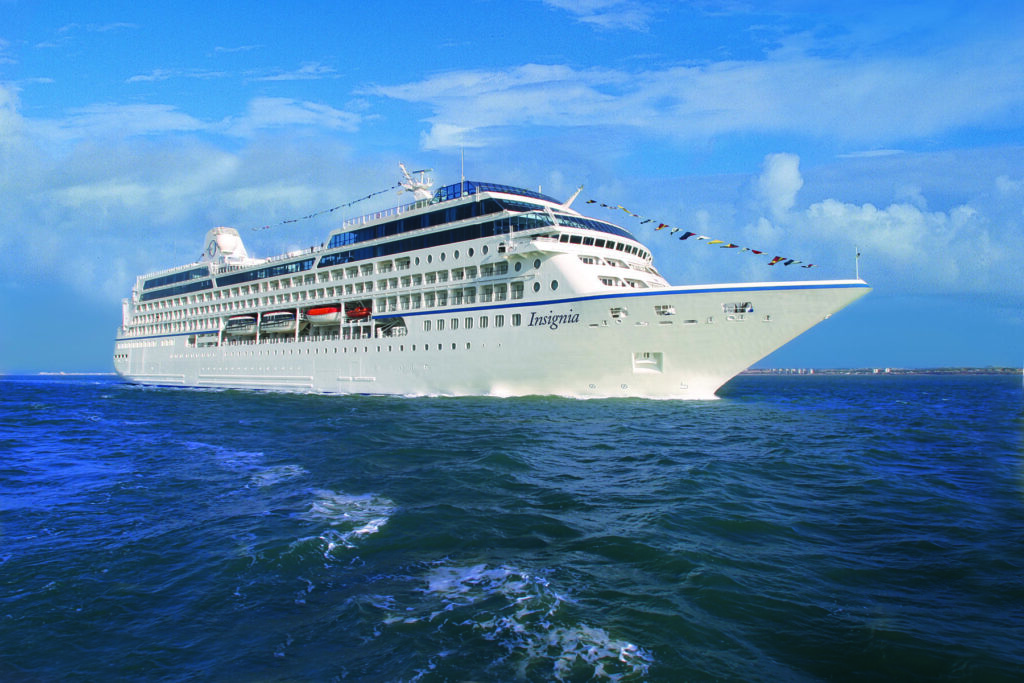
[768,256,784,265]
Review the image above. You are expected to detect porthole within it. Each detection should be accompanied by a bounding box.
[415,257,420,265]
[482,245,489,255]
[454,250,460,259]
[468,248,474,257]
[534,259,541,269]
[515,261,523,272]
[533,282,541,292]
[427,255,432,264]
[440,252,446,262]
[551,280,559,291]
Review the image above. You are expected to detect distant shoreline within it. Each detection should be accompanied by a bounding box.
[743,367,1019,376]
[2,368,1017,378]
[34,372,119,376]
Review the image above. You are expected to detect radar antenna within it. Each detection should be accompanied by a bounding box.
[398,162,434,201]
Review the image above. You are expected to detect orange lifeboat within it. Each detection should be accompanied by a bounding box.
[306,306,343,325]
[346,306,371,319]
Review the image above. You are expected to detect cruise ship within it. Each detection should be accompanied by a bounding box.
[113,168,869,398]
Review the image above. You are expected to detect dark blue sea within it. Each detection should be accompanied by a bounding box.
[2,374,1022,682]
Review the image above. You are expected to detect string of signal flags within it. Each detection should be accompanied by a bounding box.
[243,180,814,268]
[250,182,403,231]
[584,200,817,268]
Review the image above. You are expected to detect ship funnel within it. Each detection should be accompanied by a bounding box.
[201,227,250,264]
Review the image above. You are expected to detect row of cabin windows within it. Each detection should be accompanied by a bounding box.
[137,228,653,318]
[423,313,521,332]
[556,232,648,260]
[327,198,511,249]
[376,282,525,312]
[131,262,520,327]
[599,276,649,289]
[182,341,479,357]
[137,261,514,311]
[128,283,527,335]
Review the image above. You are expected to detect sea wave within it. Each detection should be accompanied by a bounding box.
[381,562,654,681]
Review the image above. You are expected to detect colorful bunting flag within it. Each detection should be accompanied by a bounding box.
[583,197,818,269]
[251,182,403,232]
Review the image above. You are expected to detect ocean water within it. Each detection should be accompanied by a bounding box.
[1,373,1022,682]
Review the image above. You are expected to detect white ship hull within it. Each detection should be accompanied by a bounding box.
[114,174,869,399]
[115,280,868,399]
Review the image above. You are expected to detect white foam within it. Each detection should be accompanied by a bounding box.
[249,464,307,487]
[182,440,264,471]
[297,489,396,555]
[410,563,653,680]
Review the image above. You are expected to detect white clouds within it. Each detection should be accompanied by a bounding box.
[729,153,1021,293]
[755,153,803,219]
[254,62,339,82]
[223,97,360,137]
[420,122,486,150]
[0,37,14,66]
[126,68,227,83]
[213,45,261,54]
[838,150,904,159]
[0,84,24,138]
[369,33,1024,150]
[35,22,139,49]
[29,103,206,144]
[17,95,361,145]
[995,175,1024,196]
[125,62,338,84]
[0,82,370,303]
[369,64,625,150]
[542,0,655,30]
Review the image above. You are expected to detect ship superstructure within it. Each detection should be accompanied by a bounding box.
[114,170,869,398]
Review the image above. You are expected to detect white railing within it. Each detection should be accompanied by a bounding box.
[340,197,432,230]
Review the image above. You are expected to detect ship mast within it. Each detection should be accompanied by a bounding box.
[398,163,434,201]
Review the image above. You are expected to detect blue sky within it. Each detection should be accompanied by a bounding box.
[1,0,1022,372]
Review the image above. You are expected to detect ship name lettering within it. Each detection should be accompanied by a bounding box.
[528,310,580,331]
